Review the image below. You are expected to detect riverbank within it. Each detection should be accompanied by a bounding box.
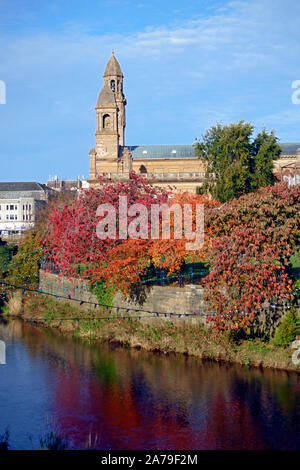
[3,293,299,373]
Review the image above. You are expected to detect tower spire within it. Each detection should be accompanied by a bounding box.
[90,52,126,176]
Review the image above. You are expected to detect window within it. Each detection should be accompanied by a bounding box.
[110,80,115,92]
[10,205,14,210]
[139,165,147,174]
[9,214,14,220]
[6,215,8,220]
[103,114,111,129]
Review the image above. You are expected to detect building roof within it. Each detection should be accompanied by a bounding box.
[280,143,300,154]
[104,53,123,77]
[96,85,116,107]
[0,182,48,192]
[0,182,49,200]
[124,143,300,160]
[126,145,196,159]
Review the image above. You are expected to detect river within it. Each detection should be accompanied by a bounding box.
[0,318,299,450]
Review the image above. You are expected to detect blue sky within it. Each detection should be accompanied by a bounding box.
[0,0,300,181]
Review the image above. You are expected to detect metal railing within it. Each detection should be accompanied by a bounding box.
[40,259,209,286]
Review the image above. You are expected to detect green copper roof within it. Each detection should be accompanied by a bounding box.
[123,143,299,159]
[126,145,196,159]
[279,143,300,154]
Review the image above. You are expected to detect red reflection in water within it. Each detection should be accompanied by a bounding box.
[4,320,300,450]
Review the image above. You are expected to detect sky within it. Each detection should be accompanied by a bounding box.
[0,0,300,182]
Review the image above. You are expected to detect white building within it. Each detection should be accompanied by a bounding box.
[0,182,50,237]
[46,176,89,192]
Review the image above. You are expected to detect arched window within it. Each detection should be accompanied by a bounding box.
[110,80,115,92]
[139,165,147,174]
[103,114,111,129]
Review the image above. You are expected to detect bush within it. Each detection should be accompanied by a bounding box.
[0,239,17,279]
[91,279,115,308]
[7,231,42,288]
[272,311,300,347]
[203,184,300,333]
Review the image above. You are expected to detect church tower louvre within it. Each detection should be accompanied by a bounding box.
[89,52,127,179]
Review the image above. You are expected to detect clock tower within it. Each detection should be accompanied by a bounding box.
[89,53,127,179]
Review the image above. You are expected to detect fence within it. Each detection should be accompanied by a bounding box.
[40,259,209,287]
[41,257,299,287]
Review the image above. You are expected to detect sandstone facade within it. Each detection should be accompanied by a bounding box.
[89,54,300,193]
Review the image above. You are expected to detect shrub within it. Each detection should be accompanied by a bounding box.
[203,184,300,333]
[91,278,115,308]
[0,239,17,279]
[7,231,42,288]
[272,311,300,347]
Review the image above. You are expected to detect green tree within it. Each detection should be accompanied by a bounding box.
[0,238,17,279]
[7,231,42,287]
[194,121,281,202]
[251,128,281,190]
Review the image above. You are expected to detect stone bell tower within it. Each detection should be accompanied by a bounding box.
[89,52,127,179]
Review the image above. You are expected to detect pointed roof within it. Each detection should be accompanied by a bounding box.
[104,52,123,77]
[96,85,116,107]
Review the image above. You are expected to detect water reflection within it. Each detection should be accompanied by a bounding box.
[0,319,299,449]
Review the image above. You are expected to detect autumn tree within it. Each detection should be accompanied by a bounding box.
[203,183,300,332]
[100,192,218,294]
[42,172,170,285]
[43,173,216,295]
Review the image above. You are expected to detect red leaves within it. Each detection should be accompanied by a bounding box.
[42,174,218,294]
[203,183,300,332]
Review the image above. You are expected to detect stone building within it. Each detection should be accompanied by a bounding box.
[89,53,300,193]
[46,176,89,193]
[0,182,51,237]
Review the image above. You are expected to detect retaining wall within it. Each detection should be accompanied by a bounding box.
[39,271,297,330]
[39,270,209,324]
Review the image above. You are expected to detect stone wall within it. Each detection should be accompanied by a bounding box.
[39,271,97,310]
[113,284,208,324]
[39,270,208,324]
[39,270,297,330]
